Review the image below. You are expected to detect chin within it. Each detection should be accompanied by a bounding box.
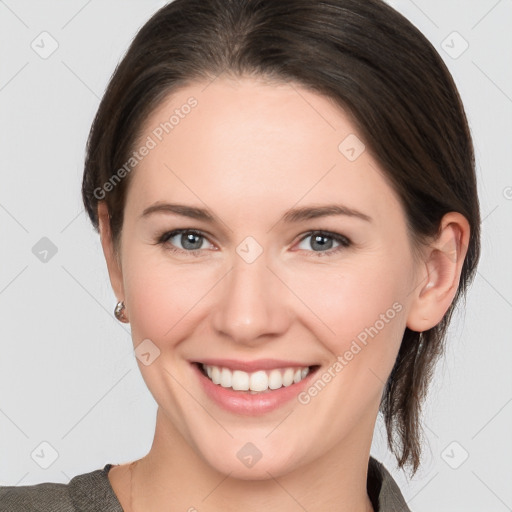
[207,456,294,481]
[195,436,304,481]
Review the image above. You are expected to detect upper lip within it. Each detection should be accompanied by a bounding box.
[192,358,316,372]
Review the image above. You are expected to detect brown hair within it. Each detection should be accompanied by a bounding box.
[82,0,480,475]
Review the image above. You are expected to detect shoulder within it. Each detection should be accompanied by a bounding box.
[0,480,72,511]
[368,456,411,512]
[0,464,123,512]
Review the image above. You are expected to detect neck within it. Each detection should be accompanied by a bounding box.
[130,407,375,512]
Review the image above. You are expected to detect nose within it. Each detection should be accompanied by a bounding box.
[211,250,292,345]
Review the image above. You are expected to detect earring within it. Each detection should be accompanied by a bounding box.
[114,301,129,323]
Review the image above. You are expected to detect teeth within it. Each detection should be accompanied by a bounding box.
[201,364,311,392]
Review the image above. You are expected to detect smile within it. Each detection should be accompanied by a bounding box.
[191,360,320,415]
[200,363,312,393]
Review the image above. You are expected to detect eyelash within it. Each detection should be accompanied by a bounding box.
[155,229,352,258]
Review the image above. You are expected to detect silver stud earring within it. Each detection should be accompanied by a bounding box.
[114,301,129,323]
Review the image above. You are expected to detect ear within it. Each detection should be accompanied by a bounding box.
[406,212,470,332]
[97,202,125,303]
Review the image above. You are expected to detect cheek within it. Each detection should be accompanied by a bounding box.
[289,256,412,370]
[288,259,412,433]
[121,247,221,346]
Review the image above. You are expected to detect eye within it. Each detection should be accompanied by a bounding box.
[295,231,351,255]
[155,229,350,256]
[157,229,215,253]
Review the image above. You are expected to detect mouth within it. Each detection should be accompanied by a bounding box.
[190,360,320,415]
[192,361,320,394]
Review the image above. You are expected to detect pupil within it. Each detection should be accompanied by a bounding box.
[182,232,202,250]
[311,234,332,251]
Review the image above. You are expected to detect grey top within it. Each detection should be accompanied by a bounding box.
[0,457,411,511]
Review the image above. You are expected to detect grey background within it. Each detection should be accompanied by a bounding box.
[0,1,511,510]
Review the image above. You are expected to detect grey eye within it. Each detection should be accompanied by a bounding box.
[297,233,338,252]
[166,231,209,250]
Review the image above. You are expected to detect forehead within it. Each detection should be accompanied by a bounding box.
[126,76,401,223]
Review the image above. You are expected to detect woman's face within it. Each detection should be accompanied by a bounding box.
[109,76,424,478]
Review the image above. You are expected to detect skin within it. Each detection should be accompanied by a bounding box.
[98,75,470,512]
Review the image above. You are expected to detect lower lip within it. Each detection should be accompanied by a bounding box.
[191,363,318,416]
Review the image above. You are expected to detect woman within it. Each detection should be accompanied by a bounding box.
[0,0,480,510]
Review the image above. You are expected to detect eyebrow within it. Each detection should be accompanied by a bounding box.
[140,202,372,223]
